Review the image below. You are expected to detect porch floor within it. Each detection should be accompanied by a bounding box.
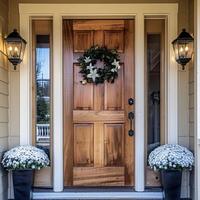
[32,187,163,199]
[35,198,191,200]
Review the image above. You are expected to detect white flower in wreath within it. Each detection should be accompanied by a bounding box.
[87,68,100,82]
[111,67,118,73]
[81,80,87,85]
[112,59,120,69]
[84,56,92,63]
[86,63,95,70]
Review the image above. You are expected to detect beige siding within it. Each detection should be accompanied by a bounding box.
[189,66,195,151]
[188,1,194,199]
[189,64,195,199]
[0,0,8,200]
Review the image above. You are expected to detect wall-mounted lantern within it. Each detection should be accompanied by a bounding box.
[172,29,194,70]
[1,29,27,70]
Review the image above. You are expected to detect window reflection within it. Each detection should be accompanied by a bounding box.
[147,34,161,156]
[35,35,51,157]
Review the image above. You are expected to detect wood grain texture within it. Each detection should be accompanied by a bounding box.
[146,167,161,187]
[123,20,135,186]
[73,110,125,122]
[104,30,124,52]
[73,167,125,186]
[94,123,104,166]
[73,65,94,110]
[104,124,124,166]
[63,20,74,186]
[104,64,124,110]
[73,30,94,52]
[73,20,125,31]
[33,167,52,187]
[92,30,105,110]
[63,19,135,186]
[74,124,94,166]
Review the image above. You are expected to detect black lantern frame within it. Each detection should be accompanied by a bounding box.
[172,29,194,70]
[4,29,27,70]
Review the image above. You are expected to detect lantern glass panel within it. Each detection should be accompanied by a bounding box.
[20,41,26,60]
[6,41,22,60]
[173,40,193,65]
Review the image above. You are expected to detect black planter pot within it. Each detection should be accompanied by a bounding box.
[161,170,182,200]
[12,170,33,200]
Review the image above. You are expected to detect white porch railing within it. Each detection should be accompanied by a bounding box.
[36,124,50,143]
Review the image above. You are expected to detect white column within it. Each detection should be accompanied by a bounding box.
[53,14,63,192]
[167,13,178,144]
[19,13,31,145]
[135,13,145,192]
[194,0,200,199]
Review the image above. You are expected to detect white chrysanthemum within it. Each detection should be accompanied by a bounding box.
[1,145,50,170]
[148,144,194,171]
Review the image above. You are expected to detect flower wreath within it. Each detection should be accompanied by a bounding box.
[78,45,120,85]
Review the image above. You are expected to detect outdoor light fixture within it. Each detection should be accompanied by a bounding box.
[3,29,27,70]
[172,29,194,70]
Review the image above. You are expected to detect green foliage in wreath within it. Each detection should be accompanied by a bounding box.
[78,45,120,85]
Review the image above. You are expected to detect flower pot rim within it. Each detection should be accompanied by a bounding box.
[11,169,33,171]
[161,169,182,172]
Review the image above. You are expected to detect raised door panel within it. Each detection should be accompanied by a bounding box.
[104,30,124,52]
[73,31,94,52]
[104,123,124,166]
[104,64,124,110]
[74,124,94,166]
[73,65,94,110]
[73,167,125,186]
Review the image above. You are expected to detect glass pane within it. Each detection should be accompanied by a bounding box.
[6,42,22,59]
[35,35,51,158]
[147,34,161,156]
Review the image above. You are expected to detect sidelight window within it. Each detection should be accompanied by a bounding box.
[145,18,165,187]
[32,20,52,187]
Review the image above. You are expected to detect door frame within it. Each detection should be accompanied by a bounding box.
[19,3,178,193]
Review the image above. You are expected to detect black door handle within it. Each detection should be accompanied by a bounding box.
[128,112,135,137]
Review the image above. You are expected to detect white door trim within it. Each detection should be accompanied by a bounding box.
[19,3,178,193]
[135,13,145,191]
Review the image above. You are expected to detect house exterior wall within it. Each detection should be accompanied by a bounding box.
[7,0,194,198]
[7,0,193,144]
[0,0,9,199]
[189,1,195,199]
[189,62,195,200]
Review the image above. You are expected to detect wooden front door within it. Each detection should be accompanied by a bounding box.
[63,19,135,187]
